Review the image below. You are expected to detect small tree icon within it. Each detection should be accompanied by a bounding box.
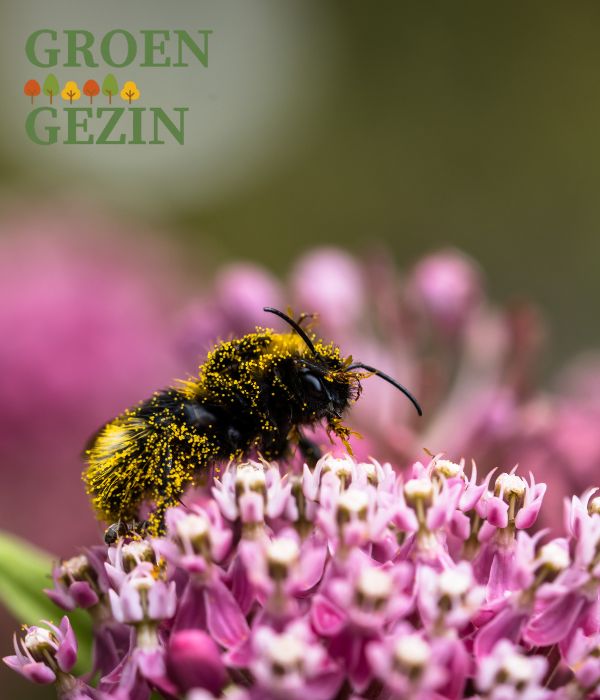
[23,79,41,104]
[61,81,81,104]
[120,81,140,105]
[102,74,119,104]
[83,79,100,104]
[43,74,59,104]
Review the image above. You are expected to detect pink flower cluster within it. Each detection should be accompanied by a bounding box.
[7,454,600,699]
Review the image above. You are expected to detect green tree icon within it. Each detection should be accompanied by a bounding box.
[43,74,59,105]
[102,74,119,105]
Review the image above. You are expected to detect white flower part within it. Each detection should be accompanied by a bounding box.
[438,566,470,597]
[61,554,89,578]
[477,641,548,693]
[537,541,569,571]
[321,455,354,478]
[253,623,323,683]
[123,540,153,561]
[267,537,300,567]
[404,477,434,502]
[235,461,267,492]
[359,461,378,483]
[357,566,393,600]
[121,541,154,572]
[394,634,430,667]
[337,488,369,515]
[434,459,463,479]
[176,512,210,541]
[24,627,55,653]
[267,631,305,668]
[131,573,154,593]
[502,651,537,684]
[495,472,527,498]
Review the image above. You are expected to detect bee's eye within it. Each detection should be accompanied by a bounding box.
[301,371,324,398]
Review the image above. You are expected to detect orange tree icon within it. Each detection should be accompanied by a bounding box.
[23,79,41,104]
[83,79,100,104]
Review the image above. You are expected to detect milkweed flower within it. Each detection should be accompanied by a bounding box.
[10,453,600,698]
[3,617,99,699]
[44,548,110,611]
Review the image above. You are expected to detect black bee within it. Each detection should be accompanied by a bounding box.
[84,307,422,536]
[103,519,148,545]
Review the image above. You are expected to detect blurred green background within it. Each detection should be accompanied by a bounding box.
[3,1,600,696]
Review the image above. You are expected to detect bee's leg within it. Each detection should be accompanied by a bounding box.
[297,431,322,467]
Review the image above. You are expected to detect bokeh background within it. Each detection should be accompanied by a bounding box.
[3,2,600,697]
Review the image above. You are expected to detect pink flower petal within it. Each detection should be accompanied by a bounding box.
[525,591,587,647]
[205,579,250,649]
[310,594,347,636]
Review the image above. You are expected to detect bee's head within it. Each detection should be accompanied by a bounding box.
[295,357,358,421]
[263,306,423,422]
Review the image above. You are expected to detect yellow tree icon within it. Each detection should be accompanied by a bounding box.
[61,80,81,104]
[120,81,140,105]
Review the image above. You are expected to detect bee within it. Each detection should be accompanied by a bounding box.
[102,519,148,545]
[84,307,422,538]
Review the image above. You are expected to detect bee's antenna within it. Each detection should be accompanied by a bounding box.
[263,307,317,355]
[347,362,423,416]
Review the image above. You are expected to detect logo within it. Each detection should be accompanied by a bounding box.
[22,29,212,145]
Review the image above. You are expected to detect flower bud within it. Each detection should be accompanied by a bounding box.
[167,630,227,695]
[407,250,482,334]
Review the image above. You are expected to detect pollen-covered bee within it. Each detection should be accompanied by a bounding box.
[84,307,422,536]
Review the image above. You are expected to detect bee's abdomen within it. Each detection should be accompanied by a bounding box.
[84,392,223,526]
[83,384,285,530]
